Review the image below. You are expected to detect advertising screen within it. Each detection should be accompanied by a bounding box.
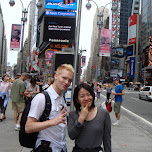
[126,45,134,56]
[43,15,76,43]
[111,48,124,58]
[45,0,77,10]
[111,59,119,67]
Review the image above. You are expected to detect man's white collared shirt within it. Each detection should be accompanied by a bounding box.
[28,85,67,152]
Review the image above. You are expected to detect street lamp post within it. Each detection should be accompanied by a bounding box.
[9,0,42,73]
[86,0,116,88]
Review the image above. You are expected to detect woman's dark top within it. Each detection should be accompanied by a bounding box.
[68,107,111,152]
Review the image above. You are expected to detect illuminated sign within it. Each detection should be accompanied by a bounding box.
[43,15,76,43]
[45,0,77,10]
[111,48,124,58]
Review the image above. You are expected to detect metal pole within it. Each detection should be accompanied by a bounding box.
[21,20,25,73]
[70,0,82,111]
[134,14,139,82]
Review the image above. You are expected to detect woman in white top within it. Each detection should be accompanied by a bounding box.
[0,74,11,121]
[25,77,40,104]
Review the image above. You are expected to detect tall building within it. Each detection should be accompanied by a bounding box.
[86,7,109,82]
[112,0,133,46]
[140,0,152,85]
[110,0,133,79]
[0,4,7,76]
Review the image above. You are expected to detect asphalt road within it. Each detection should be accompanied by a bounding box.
[102,89,152,123]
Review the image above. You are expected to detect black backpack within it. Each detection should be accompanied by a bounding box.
[19,91,52,148]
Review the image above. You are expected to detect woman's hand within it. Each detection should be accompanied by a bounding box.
[78,103,89,124]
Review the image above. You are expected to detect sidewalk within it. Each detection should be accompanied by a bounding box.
[0,98,152,152]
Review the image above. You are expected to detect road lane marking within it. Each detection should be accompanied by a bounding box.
[131,97,140,100]
[100,94,152,126]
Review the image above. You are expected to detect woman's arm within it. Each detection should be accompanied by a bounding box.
[103,111,111,152]
[68,112,84,140]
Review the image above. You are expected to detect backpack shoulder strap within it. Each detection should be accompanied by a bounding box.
[40,91,52,122]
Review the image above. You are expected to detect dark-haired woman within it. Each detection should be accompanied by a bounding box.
[25,77,40,104]
[68,83,111,152]
[0,74,11,121]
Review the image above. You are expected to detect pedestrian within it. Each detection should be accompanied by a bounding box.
[68,83,111,152]
[11,73,28,130]
[16,73,21,79]
[36,73,43,92]
[106,83,112,102]
[109,77,125,126]
[96,84,102,99]
[24,77,40,105]
[42,77,54,91]
[25,64,74,152]
[0,74,12,121]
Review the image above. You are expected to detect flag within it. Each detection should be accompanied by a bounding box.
[63,0,75,4]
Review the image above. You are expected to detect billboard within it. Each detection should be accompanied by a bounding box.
[130,57,135,79]
[110,69,123,78]
[111,48,124,58]
[100,29,111,57]
[45,49,54,62]
[128,14,137,44]
[126,45,134,56]
[10,24,22,51]
[111,59,119,67]
[45,0,77,10]
[43,14,76,43]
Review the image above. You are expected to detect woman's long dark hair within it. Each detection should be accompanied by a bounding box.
[73,83,95,112]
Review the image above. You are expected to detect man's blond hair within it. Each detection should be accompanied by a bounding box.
[56,64,74,75]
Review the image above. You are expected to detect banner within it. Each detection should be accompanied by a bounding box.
[100,29,111,57]
[10,24,22,51]
[130,57,135,79]
[81,56,86,67]
[128,14,137,44]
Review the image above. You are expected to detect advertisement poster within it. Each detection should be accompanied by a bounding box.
[10,24,22,51]
[81,56,86,67]
[128,14,137,45]
[100,29,111,57]
[130,57,135,79]
[45,0,77,10]
[45,49,54,62]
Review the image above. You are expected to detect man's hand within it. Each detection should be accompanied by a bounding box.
[53,107,70,125]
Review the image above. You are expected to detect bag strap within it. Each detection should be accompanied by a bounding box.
[40,91,52,122]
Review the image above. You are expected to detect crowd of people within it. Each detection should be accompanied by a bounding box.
[0,64,125,152]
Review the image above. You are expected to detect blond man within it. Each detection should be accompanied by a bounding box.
[25,64,74,152]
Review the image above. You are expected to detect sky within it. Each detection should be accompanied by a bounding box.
[0,0,110,67]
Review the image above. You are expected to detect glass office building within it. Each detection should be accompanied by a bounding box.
[112,0,133,46]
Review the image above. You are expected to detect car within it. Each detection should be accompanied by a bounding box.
[65,84,72,106]
[139,86,152,101]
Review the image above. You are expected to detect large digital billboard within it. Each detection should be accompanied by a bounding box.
[45,0,77,10]
[43,14,76,43]
[111,48,124,58]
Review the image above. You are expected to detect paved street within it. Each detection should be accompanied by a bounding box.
[0,95,152,152]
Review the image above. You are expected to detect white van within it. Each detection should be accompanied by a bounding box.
[139,86,152,101]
